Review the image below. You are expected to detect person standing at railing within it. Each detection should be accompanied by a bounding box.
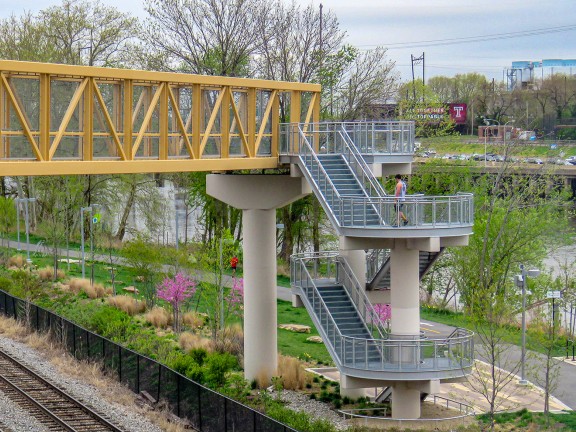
[394,174,409,226]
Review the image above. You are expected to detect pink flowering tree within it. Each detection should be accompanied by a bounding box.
[227,277,244,320]
[372,303,391,331]
[157,272,197,333]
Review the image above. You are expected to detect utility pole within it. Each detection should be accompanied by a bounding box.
[410,53,425,102]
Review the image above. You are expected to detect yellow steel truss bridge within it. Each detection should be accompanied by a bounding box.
[0,61,320,176]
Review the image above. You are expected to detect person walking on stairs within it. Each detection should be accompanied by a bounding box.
[395,174,408,226]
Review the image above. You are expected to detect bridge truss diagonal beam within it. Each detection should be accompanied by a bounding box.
[0,60,320,176]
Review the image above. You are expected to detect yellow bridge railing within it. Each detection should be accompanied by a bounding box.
[0,61,320,176]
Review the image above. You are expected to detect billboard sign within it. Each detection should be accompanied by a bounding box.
[449,103,467,124]
[404,103,467,124]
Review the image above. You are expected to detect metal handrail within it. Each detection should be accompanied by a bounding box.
[291,252,475,372]
[339,126,388,198]
[333,255,388,338]
[294,127,343,223]
[366,249,390,283]
[280,121,415,156]
[282,123,474,230]
[340,121,415,154]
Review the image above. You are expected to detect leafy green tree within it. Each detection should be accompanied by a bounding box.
[397,81,457,137]
[0,13,57,61]
[527,279,563,419]
[0,197,16,262]
[121,236,163,307]
[194,229,240,339]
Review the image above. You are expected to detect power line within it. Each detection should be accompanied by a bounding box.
[357,24,576,49]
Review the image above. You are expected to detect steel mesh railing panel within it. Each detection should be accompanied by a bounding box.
[37,307,51,333]
[120,347,138,393]
[178,374,201,427]
[139,356,161,402]
[199,386,226,431]
[103,339,120,380]
[88,332,104,359]
[159,367,179,415]
[74,327,89,360]
[226,400,256,432]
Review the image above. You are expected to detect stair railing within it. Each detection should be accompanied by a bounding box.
[341,122,415,154]
[335,255,389,339]
[293,126,343,223]
[339,126,387,198]
[366,249,390,285]
[291,252,363,366]
[291,252,476,372]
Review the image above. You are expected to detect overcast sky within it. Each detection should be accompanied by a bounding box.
[2,0,575,83]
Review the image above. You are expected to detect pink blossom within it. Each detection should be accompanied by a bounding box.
[157,272,196,332]
[229,277,244,316]
[157,272,196,307]
[373,303,391,322]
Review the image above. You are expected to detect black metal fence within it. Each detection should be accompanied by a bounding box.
[0,290,297,432]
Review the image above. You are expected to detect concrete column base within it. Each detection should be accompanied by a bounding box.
[392,382,421,419]
[292,293,304,308]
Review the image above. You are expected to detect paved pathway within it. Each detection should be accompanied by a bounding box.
[3,239,575,412]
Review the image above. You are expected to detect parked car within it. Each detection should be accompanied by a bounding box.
[525,157,543,164]
[565,156,576,165]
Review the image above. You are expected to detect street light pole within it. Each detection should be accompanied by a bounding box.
[520,264,528,385]
[80,206,89,279]
[517,264,540,385]
[80,205,100,279]
[16,197,36,266]
[15,199,21,251]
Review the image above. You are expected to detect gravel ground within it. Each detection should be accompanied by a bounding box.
[279,390,350,431]
[0,335,165,432]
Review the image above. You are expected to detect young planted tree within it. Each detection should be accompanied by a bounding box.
[157,272,197,333]
[121,236,163,307]
[0,197,16,262]
[527,290,563,419]
[194,229,240,339]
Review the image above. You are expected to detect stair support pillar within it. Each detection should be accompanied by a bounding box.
[206,174,310,384]
[339,248,366,287]
[390,239,422,418]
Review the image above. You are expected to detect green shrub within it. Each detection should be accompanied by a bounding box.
[190,348,208,366]
[88,306,131,339]
[0,276,13,292]
[204,352,237,387]
[319,390,332,402]
[265,400,337,432]
[170,355,197,375]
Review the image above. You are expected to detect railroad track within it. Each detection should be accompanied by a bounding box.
[0,348,124,432]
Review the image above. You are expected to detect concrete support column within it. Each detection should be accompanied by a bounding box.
[389,239,421,418]
[206,174,310,385]
[243,208,277,381]
[339,247,366,287]
[390,240,420,336]
[391,383,421,419]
